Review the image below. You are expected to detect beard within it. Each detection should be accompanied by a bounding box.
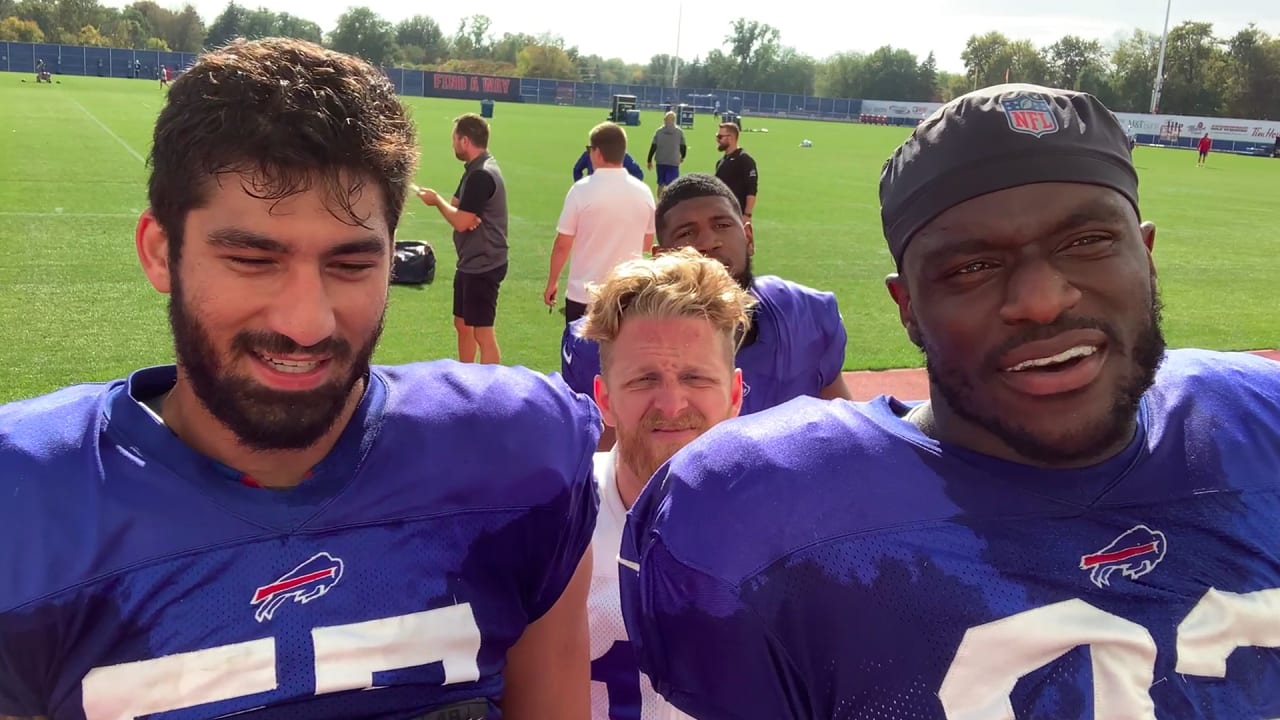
[168,274,383,452]
[733,254,754,292]
[921,283,1166,466]
[616,407,710,487]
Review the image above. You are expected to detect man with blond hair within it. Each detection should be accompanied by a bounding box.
[561,173,851,450]
[544,122,656,324]
[577,247,754,720]
[647,110,687,197]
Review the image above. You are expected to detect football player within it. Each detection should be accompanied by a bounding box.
[620,84,1280,718]
[561,172,852,449]
[0,38,599,720]
[576,248,754,719]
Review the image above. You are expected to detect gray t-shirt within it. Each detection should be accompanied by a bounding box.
[452,152,509,274]
[652,125,685,166]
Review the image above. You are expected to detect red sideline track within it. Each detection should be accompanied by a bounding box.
[843,349,1280,402]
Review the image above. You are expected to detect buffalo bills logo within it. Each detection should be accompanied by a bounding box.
[1000,93,1060,138]
[251,552,345,622]
[1079,525,1167,589]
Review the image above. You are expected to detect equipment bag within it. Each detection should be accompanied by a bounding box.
[391,241,436,285]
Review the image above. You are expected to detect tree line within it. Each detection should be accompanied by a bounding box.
[1,0,1277,119]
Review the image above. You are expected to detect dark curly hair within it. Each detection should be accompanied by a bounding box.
[148,37,419,262]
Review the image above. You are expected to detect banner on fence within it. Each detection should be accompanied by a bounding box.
[1114,112,1280,144]
[860,96,1280,147]
[859,99,943,119]
[424,71,520,101]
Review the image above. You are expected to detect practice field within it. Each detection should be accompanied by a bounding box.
[1,72,1277,404]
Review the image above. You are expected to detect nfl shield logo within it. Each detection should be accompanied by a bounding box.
[1000,94,1060,138]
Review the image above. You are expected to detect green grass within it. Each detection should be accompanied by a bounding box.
[1,72,1277,404]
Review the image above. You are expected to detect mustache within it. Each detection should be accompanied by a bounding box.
[231,330,353,359]
[642,410,706,432]
[985,316,1121,369]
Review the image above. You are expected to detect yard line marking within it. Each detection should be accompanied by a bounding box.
[68,97,146,165]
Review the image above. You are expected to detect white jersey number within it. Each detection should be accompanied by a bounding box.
[939,589,1280,719]
[81,604,483,720]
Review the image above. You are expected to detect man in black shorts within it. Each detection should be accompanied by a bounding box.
[417,113,510,364]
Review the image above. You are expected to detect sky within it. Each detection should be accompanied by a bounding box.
[116,0,1280,74]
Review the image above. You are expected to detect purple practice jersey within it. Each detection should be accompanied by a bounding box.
[620,349,1280,719]
[0,362,601,720]
[560,275,846,414]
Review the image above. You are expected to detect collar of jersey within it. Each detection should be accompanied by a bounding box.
[868,394,1150,508]
[103,365,389,530]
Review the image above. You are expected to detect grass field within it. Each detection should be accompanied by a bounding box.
[1,71,1277,404]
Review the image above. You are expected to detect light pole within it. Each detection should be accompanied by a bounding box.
[672,2,683,88]
[1150,0,1172,114]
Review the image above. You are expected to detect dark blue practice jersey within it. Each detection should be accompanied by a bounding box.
[560,275,846,414]
[621,349,1280,719]
[0,361,601,720]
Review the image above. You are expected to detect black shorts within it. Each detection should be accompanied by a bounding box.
[564,299,588,324]
[453,263,507,327]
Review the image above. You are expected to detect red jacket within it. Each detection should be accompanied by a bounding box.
[1198,136,1212,152]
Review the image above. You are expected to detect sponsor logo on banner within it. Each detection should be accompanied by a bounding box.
[1114,111,1280,141]
[863,99,944,118]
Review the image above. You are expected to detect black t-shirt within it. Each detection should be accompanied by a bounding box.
[454,170,496,213]
[714,148,758,212]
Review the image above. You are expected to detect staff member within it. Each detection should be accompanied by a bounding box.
[714,122,758,219]
[418,113,509,365]
[573,148,644,182]
[647,111,687,197]
[545,122,655,324]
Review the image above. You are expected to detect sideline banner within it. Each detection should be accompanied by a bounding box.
[1114,112,1280,143]
[424,71,520,101]
[861,96,1280,146]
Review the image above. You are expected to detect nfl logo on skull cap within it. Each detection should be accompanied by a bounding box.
[1000,93,1060,138]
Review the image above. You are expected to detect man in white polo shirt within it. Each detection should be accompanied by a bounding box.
[544,122,656,324]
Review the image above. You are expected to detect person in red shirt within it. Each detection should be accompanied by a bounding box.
[1197,133,1211,167]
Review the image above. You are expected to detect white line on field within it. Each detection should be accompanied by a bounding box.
[68,97,146,165]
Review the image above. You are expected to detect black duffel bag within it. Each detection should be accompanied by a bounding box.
[391,241,436,285]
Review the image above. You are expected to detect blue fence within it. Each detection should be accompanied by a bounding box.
[2,41,197,79]
[3,40,864,121]
[514,78,861,121]
[1129,132,1278,157]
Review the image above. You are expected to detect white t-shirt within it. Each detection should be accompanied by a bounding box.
[558,168,656,304]
[589,449,672,720]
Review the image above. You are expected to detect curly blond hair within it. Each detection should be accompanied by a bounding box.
[578,247,758,372]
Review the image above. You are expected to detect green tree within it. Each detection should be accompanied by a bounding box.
[0,15,44,41]
[1046,35,1106,89]
[724,18,779,88]
[515,43,576,79]
[204,1,245,47]
[394,14,446,64]
[327,6,395,65]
